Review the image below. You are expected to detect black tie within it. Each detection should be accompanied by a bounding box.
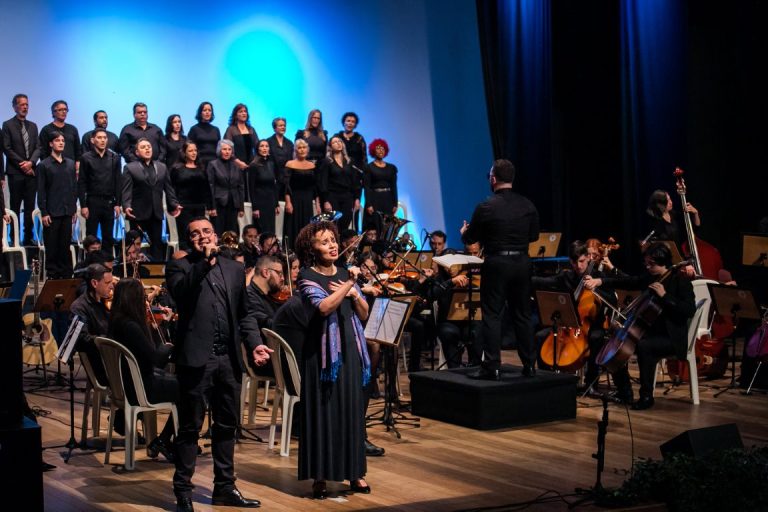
[20,121,30,159]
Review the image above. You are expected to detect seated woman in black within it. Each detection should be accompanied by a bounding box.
[108,278,178,461]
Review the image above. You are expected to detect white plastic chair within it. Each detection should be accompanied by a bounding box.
[163,206,179,259]
[239,344,273,425]
[262,328,300,457]
[432,300,447,370]
[653,298,708,405]
[239,202,253,242]
[2,208,28,279]
[275,201,285,240]
[94,336,179,470]
[79,350,110,445]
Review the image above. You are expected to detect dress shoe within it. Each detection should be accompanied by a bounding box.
[148,437,175,462]
[42,462,56,472]
[349,479,372,494]
[312,481,328,500]
[175,496,194,512]
[522,365,536,377]
[211,487,260,508]
[631,396,655,410]
[467,367,500,381]
[365,439,385,457]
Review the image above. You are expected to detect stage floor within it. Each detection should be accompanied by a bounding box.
[25,347,768,511]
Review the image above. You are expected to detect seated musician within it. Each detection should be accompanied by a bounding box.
[532,241,616,393]
[245,255,286,377]
[258,231,280,256]
[113,229,151,278]
[108,278,178,461]
[584,242,696,410]
[240,224,261,270]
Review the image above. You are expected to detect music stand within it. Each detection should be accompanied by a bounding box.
[56,316,86,462]
[529,232,562,258]
[707,284,761,397]
[32,279,80,386]
[434,254,484,362]
[742,233,768,267]
[535,291,580,373]
[655,241,685,265]
[615,289,640,311]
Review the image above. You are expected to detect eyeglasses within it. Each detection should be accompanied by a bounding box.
[189,228,214,241]
[267,268,284,277]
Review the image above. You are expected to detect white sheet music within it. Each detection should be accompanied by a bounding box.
[432,254,484,269]
[57,317,84,364]
[364,298,410,345]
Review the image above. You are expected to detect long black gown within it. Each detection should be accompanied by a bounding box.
[247,156,278,234]
[298,266,366,482]
[283,164,317,248]
[363,161,398,232]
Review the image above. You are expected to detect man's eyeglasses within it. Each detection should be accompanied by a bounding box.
[189,228,214,241]
[267,268,284,277]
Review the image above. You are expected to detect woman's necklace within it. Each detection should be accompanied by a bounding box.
[311,265,337,276]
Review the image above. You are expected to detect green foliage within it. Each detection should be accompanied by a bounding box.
[615,447,768,511]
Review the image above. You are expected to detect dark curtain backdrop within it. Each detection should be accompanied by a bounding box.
[477,0,768,282]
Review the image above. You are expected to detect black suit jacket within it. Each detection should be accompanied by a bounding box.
[121,160,179,221]
[166,254,262,370]
[2,116,40,177]
[207,158,244,209]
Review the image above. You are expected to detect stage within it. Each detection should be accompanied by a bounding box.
[24,347,768,511]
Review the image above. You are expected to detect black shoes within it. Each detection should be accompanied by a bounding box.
[631,396,655,410]
[467,367,501,381]
[312,481,328,500]
[175,496,194,512]
[365,439,385,457]
[147,437,174,462]
[522,365,536,377]
[350,479,372,494]
[211,487,261,508]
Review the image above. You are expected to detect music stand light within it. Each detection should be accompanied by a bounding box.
[708,283,761,398]
[529,232,562,258]
[535,290,580,372]
[741,233,768,267]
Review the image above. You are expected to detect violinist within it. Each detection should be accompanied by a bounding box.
[245,255,285,340]
[259,231,280,256]
[532,241,617,394]
[71,263,115,385]
[585,242,695,410]
[240,224,261,269]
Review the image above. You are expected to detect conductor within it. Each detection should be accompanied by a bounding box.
[461,159,539,380]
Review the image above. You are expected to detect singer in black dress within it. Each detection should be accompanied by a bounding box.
[294,221,371,498]
[295,109,328,163]
[171,141,212,250]
[247,140,279,234]
[318,136,361,231]
[187,102,221,169]
[283,139,318,248]
[363,138,398,232]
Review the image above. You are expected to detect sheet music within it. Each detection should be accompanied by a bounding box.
[433,254,484,269]
[57,317,84,364]
[364,298,410,345]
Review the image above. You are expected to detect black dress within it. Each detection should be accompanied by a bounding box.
[283,164,317,248]
[188,122,221,169]
[247,156,279,234]
[318,157,361,232]
[171,164,212,249]
[295,129,328,163]
[224,125,258,166]
[363,162,398,232]
[298,266,366,482]
[165,135,186,169]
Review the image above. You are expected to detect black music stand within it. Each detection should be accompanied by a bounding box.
[32,278,80,386]
[535,291,580,373]
[439,289,483,369]
[742,233,768,267]
[708,284,761,398]
[656,240,685,266]
[56,316,87,462]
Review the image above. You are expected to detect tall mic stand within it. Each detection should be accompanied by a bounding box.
[570,395,615,508]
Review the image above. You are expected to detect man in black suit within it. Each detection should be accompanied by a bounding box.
[118,102,166,163]
[81,110,118,154]
[122,137,181,261]
[2,93,40,245]
[37,131,78,278]
[166,217,272,512]
[79,127,121,257]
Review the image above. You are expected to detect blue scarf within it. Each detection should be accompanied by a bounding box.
[299,278,371,386]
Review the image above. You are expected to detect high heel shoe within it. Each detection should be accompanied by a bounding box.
[312,481,328,500]
[147,437,175,462]
[350,479,371,494]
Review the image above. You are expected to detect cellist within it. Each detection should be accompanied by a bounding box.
[585,242,695,410]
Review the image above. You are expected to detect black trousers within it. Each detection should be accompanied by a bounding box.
[8,173,36,243]
[437,321,483,369]
[173,353,242,498]
[612,335,676,399]
[85,197,116,257]
[213,205,239,236]
[135,218,164,261]
[43,215,73,279]
[328,193,355,232]
[480,254,534,370]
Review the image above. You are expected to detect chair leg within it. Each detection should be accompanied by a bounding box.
[268,388,282,450]
[280,393,291,457]
[104,405,116,465]
[262,380,270,407]
[240,374,249,424]
[81,385,92,445]
[93,390,102,437]
[687,353,700,405]
[248,378,258,425]
[125,408,137,470]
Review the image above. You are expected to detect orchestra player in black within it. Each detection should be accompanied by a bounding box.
[122,137,181,261]
[79,128,121,257]
[2,93,40,245]
[585,242,695,410]
[461,159,540,380]
[81,110,119,154]
[118,102,166,163]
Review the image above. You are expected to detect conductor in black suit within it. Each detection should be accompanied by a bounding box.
[166,217,272,511]
[122,137,181,261]
[2,93,40,245]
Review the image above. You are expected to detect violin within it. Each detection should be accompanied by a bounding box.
[270,286,292,304]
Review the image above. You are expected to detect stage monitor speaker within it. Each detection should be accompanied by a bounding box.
[660,423,743,459]
[0,299,23,427]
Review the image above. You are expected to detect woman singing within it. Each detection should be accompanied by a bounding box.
[318,136,361,231]
[207,139,245,235]
[171,141,212,250]
[295,109,328,163]
[247,140,280,234]
[107,278,178,462]
[363,138,398,233]
[294,221,371,499]
[283,139,318,248]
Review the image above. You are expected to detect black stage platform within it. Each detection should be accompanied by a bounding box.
[409,365,578,430]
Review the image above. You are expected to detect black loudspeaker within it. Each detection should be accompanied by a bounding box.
[0,299,23,427]
[660,423,743,459]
